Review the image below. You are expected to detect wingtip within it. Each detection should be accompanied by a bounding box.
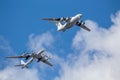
[88,29,91,32]
[41,18,44,20]
[49,63,53,67]
[50,64,53,67]
[41,18,47,20]
[5,56,11,58]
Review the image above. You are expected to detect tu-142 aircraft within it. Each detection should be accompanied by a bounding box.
[42,14,91,32]
[6,49,53,68]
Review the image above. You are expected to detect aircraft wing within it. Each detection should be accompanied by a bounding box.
[42,17,71,22]
[42,18,61,22]
[40,57,53,66]
[37,49,45,55]
[76,21,91,31]
[42,59,53,66]
[6,56,26,58]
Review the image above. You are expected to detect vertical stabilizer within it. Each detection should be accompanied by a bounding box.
[21,60,25,65]
[15,60,28,69]
[56,22,64,31]
[56,22,63,27]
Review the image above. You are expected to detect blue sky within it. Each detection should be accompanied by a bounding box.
[0,0,119,52]
[0,0,120,80]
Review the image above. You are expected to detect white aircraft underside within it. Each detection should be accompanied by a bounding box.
[42,14,91,32]
[57,14,81,31]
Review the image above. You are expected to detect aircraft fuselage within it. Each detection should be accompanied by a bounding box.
[57,14,82,31]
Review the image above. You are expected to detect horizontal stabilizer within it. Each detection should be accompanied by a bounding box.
[21,60,25,64]
[5,56,23,58]
[42,60,53,67]
[14,64,23,66]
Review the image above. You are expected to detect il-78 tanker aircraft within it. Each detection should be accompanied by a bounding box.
[42,14,91,32]
[6,49,53,68]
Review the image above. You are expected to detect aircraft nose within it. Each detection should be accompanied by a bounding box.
[76,14,82,18]
[78,14,82,17]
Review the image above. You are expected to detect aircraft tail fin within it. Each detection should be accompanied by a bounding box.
[14,60,27,69]
[56,22,64,31]
[56,22,63,27]
[14,60,25,66]
[21,60,26,65]
[14,64,23,67]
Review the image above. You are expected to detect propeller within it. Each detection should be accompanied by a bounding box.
[43,55,51,60]
[62,17,70,22]
[37,57,42,62]
[22,52,30,60]
[77,20,85,26]
[25,55,30,60]
[81,20,85,25]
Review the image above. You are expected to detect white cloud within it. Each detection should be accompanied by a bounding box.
[55,11,120,80]
[0,36,14,55]
[27,31,54,52]
[0,67,39,80]
[0,36,17,68]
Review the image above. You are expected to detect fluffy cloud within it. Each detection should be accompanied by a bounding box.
[55,11,120,80]
[0,36,14,55]
[0,36,16,68]
[0,67,39,80]
[27,31,54,52]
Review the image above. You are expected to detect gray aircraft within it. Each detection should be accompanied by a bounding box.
[6,49,53,68]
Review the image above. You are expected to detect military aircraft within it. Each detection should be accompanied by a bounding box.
[42,14,91,32]
[6,49,53,68]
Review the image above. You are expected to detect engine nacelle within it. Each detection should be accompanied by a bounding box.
[25,55,30,60]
